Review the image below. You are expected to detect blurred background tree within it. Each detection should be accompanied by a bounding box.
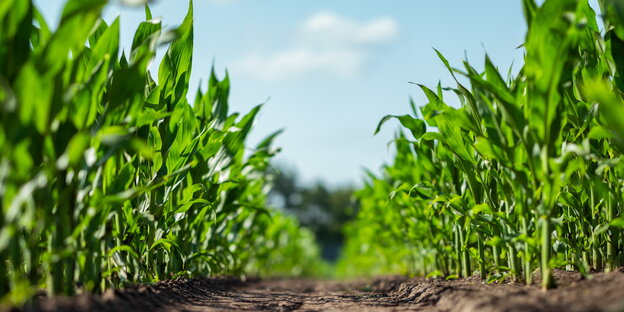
[269,164,358,261]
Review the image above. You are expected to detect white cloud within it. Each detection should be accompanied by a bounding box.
[301,12,398,47]
[233,12,398,81]
[236,48,366,80]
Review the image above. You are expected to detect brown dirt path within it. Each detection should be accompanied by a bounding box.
[19,269,624,312]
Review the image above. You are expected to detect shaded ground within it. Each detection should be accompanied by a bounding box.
[17,268,624,312]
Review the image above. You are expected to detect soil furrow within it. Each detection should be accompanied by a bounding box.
[17,269,624,312]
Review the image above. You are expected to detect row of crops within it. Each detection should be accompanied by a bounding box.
[338,0,624,289]
[0,0,324,304]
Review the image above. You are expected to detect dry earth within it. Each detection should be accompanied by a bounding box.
[14,268,624,312]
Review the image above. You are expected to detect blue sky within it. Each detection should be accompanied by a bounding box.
[35,0,528,186]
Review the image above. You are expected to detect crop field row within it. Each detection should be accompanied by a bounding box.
[0,0,323,305]
[339,0,624,290]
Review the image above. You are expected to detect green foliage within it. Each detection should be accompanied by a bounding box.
[339,0,624,289]
[245,212,330,277]
[269,165,356,260]
[0,0,322,305]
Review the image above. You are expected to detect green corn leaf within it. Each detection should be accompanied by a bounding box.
[14,62,52,133]
[131,17,161,54]
[64,132,90,169]
[420,132,445,142]
[159,0,193,103]
[374,114,426,140]
[256,129,284,150]
[0,0,31,80]
[42,0,105,74]
[90,17,119,70]
[522,0,538,27]
[583,79,624,151]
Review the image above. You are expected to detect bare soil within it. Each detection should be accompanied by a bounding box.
[16,268,624,312]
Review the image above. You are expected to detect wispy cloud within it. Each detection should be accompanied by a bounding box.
[233,12,398,81]
[301,12,398,47]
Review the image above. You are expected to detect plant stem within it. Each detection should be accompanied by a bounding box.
[541,216,555,290]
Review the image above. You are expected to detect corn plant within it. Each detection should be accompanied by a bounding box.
[339,0,624,289]
[0,0,322,305]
